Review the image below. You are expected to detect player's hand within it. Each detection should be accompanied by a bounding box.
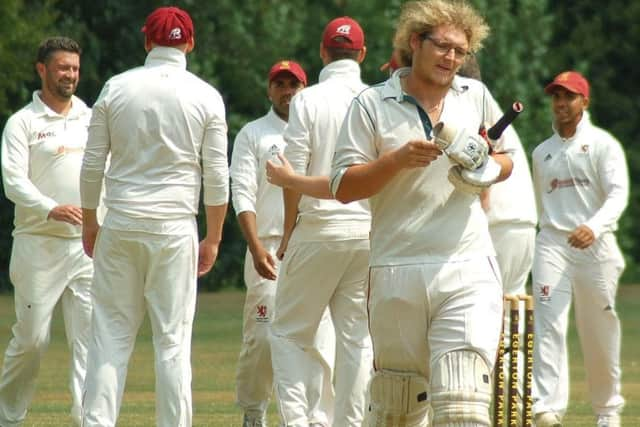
[567,224,595,249]
[276,235,290,261]
[48,205,83,225]
[251,245,277,280]
[266,153,294,188]
[391,140,442,169]
[82,222,99,258]
[198,239,220,277]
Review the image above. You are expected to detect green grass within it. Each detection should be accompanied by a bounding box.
[0,287,638,426]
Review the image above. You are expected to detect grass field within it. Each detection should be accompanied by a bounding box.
[0,287,638,426]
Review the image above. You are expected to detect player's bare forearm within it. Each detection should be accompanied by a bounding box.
[237,211,276,279]
[336,141,442,203]
[198,203,227,277]
[204,203,227,244]
[278,188,301,259]
[491,153,513,182]
[81,208,99,258]
[237,211,261,254]
[267,153,333,199]
[286,175,333,199]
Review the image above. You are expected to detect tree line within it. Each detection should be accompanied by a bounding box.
[0,0,638,291]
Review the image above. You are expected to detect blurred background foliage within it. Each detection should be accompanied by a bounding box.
[0,0,638,291]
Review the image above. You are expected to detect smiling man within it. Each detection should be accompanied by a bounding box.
[531,71,628,427]
[0,36,93,427]
[329,1,515,425]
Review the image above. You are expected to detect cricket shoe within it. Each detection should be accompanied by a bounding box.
[535,411,562,427]
[242,413,267,427]
[596,413,620,427]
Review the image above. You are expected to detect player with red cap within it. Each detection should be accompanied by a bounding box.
[265,16,373,427]
[230,60,335,427]
[531,71,628,427]
[80,6,229,427]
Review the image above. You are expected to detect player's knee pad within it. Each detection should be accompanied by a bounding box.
[430,350,492,426]
[364,369,430,427]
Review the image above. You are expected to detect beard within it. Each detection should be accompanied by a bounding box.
[46,74,77,100]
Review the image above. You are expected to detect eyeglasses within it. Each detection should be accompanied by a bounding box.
[420,33,471,61]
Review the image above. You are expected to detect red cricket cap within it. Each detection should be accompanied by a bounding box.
[268,60,307,86]
[544,71,590,98]
[380,52,400,73]
[322,17,364,50]
[141,6,194,47]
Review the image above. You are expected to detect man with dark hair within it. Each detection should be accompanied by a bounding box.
[79,6,229,427]
[531,71,627,427]
[265,16,373,427]
[230,60,334,427]
[0,36,92,426]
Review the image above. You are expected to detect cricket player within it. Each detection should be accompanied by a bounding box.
[531,71,628,427]
[230,60,335,427]
[79,7,228,427]
[457,58,537,299]
[266,16,373,426]
[329,1,514,425]
[0,36,92,427]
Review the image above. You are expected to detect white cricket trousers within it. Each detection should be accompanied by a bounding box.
[236,237,281,415]
[271,239,373,427]
[532,228,625,417]
[368,258,503,379]
[81,226,198,427]
[489,223,535,296]
[0,234,92,427]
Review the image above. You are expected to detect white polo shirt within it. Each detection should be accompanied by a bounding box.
[230,108,286,239]
[532,111,629,238]
[331,69,497,266]
[485,127,537,228]
[2,92,91,238]
[284,59,370,242]
[80,47,229,233]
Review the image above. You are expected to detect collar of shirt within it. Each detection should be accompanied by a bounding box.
[318,59,361,83]
[552,109,592,143]
[379,67,467,103]
[31,91,88,119]
[267,107,287,127]
[144,46,187,69]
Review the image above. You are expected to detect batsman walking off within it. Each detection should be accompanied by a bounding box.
[267,16,373,426]
[531,71,628,427]
[330,1,515,425]
[230,60,335,427]
[0,36,93,427]
[79,7,229,427]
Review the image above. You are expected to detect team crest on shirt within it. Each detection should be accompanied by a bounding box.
[581,144,589,153]
[268,144,280,157]
[256,304,269,323]
[539,285,551,302]
[547,177,591,193]
[37,131,56,140]
[544,153,552,162]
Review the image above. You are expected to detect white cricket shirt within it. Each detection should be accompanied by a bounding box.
[2,92,91,238]
[284,59,370,241]
[532,111,629,238]
[331,69,496,266]
[485,128,537,228]
[230,108,286,239]
[80,47,229,233]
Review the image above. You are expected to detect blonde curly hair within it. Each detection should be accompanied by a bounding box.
[393,0,490,67]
